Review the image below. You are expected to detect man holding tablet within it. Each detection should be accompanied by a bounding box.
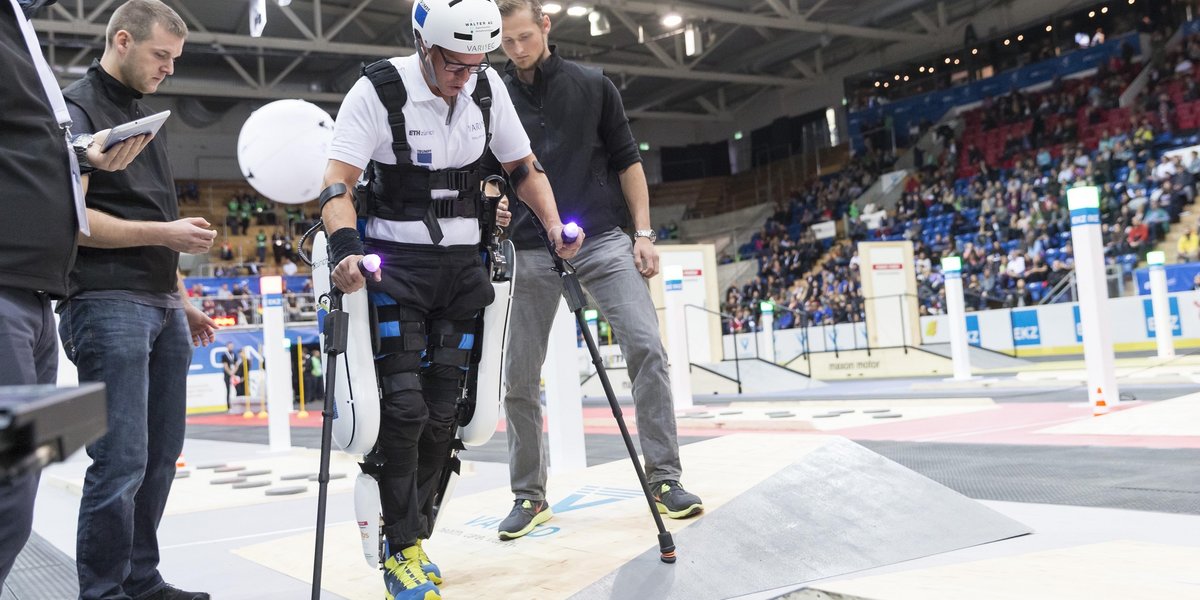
[59,1,215,598]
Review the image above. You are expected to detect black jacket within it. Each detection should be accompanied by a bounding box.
[62,62,179,298]
[484,48,642,250]
[0,2,77,296]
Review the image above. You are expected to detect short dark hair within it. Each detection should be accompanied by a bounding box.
[106,0,187,48]
[496,0,544,24]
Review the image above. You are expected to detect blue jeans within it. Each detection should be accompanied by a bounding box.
[60,299,191,600]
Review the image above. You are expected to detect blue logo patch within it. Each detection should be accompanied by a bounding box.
[414,2,428,26]
[1142,297,1181,338]
[551,486,641,514]
[1011,310,1041,346]
[1073,306,1083,342]
[965,314,980,347]
[417,150,433,164]
[460,486,641,539]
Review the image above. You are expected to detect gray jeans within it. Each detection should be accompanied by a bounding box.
[0,287,57,586]
[504,228,682,501]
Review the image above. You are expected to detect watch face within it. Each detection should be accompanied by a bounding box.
[73,134,94,149]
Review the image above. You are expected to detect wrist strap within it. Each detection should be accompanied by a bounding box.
[328,227,364,269]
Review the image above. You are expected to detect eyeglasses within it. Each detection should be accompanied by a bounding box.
[437,47,489,74]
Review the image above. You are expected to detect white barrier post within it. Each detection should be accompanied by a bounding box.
[758,301,776,363]
[941,256,973,380]
[1067,186,1120,415]
[663,265,694,410]
[1147,251,1176,359]
[259,275,292,451]
[542,296,587,473]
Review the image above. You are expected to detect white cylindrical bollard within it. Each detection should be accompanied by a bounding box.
[758,301,776,364]
[1147,251,1175,359]
[543,296,587,473]
[260,276,292,451]
[941,257,973,380]
[663,265,694,410]
[1067,186,1120,415]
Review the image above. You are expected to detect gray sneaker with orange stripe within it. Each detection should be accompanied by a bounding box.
[652,480,703,519]
[497,499,553,540]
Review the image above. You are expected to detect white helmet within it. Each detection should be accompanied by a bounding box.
[412,0,502,55]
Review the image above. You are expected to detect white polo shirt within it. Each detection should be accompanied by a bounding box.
[329,54,531,246]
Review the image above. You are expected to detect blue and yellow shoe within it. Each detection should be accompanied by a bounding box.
[383,545,440,600]
[652,480,703,519]
[415,539,442,585]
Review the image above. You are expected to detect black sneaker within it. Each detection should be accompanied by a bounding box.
[652,480,703,519]
[497,499,553,540]
[138,585,210,600]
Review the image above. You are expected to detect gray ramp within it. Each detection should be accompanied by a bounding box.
[2,532,78,600]
[571,438,1030,600]
[920,343,1031,369]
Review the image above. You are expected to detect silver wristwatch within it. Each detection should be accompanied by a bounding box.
[634,229,657,243]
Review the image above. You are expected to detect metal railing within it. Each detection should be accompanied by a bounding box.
[688,292,924,385]
[683,304,745,394]
[1041,264,1126,305]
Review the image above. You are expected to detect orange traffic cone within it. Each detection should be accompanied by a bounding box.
[1092,387,1109,416]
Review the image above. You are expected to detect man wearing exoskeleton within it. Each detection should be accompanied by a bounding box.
[317,0,582,597]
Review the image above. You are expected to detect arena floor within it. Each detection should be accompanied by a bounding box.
[8,364,1200,599]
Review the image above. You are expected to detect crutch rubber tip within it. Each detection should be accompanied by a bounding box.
[658,532,676,564]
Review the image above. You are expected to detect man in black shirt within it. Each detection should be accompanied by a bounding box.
[0,0,153,589]
[220,341,239,409]
[487,0,702,541]
[57,2,215,598]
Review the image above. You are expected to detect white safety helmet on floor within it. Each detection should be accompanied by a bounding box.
[412,0,503,55]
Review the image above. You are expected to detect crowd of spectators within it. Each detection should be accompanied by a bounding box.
[185,279,317,325]
[721,149,894,333]
[726,24,1200,335]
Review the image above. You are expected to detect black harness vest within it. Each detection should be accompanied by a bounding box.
[358,59,492,244]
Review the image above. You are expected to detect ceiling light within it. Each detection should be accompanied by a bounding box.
[684,22,703,55]
[1046,24,1053,32]
[954,58,960,64]
[971,48,978,55]
[543,2,563,14]
[929,67,935,73]
[1102,6,1109,13]
[1089,10,1096,17]
[661,12,683,28]
[919,66,926,73]
[566,4,589,17]
[276,0,291,6]
[894,74,900,80]
[883,82,890,88]
[903,75,910,81]
[945,57,951,64]
[1128,0,1135,4]
[589,9,611,36]
[1017,34,1024,41]
[249,0,267,38]
[1004,38,1010,45]
[734,131,743,140]
[874,81,881,87]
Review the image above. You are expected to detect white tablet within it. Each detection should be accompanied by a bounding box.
[102,110,171,151]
